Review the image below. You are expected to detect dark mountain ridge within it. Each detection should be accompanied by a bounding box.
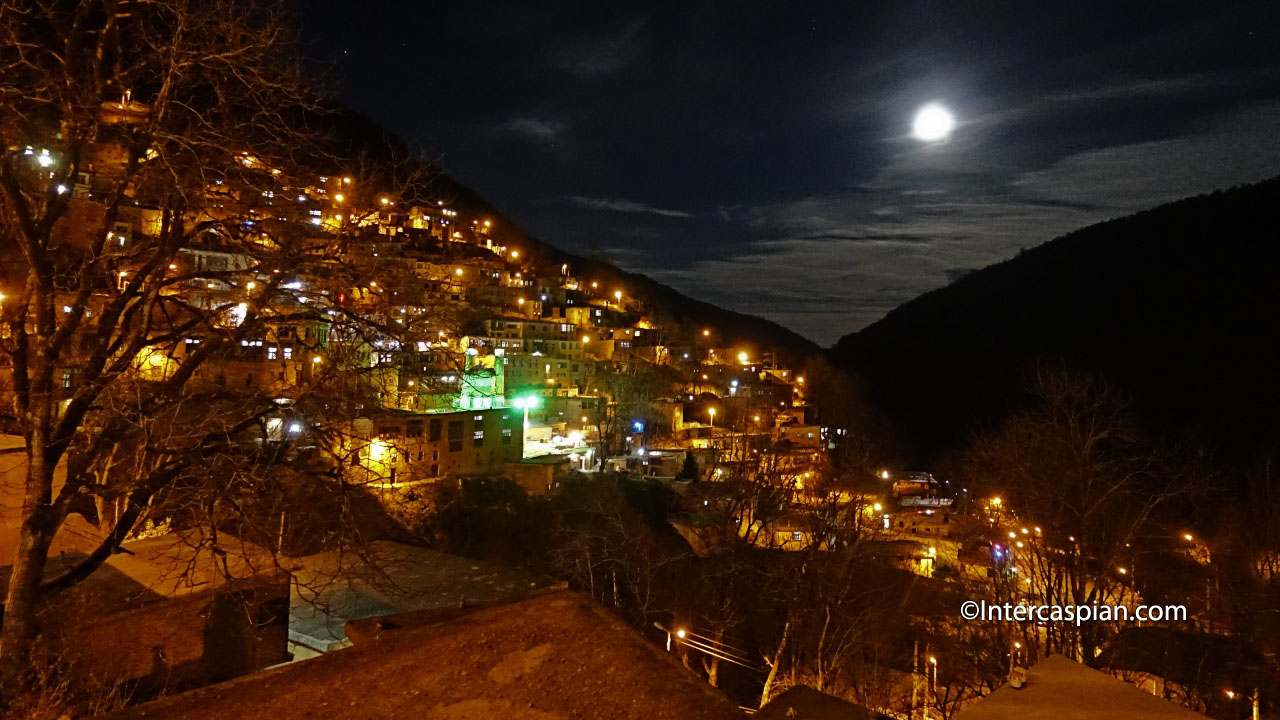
[831,177,1280,461]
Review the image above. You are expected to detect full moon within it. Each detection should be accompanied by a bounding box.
[912,104,955,142]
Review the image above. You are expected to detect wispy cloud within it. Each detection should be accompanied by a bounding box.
[502,117,564,140]
[563,195,693,218]
[653,102,1280,345]
[550,18,648,79]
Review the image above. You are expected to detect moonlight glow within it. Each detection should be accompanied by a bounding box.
[912,104,955,141]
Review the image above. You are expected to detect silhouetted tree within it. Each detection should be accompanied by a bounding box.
[960,363,1187,660]
[679,452,700,481]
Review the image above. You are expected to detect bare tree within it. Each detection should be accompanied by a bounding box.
[961,363,1185,660]
[548,473,687,627]
[0,0,445,690]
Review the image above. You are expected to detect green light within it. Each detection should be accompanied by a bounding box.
[512,395,541,410]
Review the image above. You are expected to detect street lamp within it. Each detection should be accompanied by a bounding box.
[511,394,541,429]
[928,656,939,718]
[1225,688,1261,720]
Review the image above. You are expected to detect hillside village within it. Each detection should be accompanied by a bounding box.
[2,5,1277,719]
[2,100,833,493]
[1,94,985,715]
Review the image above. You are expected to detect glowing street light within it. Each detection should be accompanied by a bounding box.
[511,394,542,429]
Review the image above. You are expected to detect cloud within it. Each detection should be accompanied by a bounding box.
[502,118,564,140]
[563,195,694,218]
[1011,102,1280,209]
[550,18,648,79]
[648,101,1280,345]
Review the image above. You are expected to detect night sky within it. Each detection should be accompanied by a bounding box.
[303,1,1280,345]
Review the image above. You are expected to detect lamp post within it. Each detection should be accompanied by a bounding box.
[929,655,938,720]
[1225,689,1260,720]
[512,394,541,429]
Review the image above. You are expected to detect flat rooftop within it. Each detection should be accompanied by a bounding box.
[959,654,1205,720]
[290,540,551,652]
[106,590,743,720]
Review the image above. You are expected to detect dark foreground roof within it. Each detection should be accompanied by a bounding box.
[959,654,1205,720]
[105,590,742,720]
[757,686,887,720]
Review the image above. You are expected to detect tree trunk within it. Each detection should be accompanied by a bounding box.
[703,656,721,687]
[760,620,790,708]
[0,456,58,688]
